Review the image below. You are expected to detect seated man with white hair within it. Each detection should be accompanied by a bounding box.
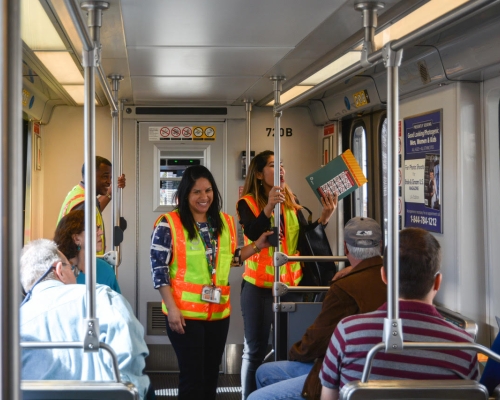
[20,239,151,400]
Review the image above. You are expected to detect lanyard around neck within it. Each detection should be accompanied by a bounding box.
[197,220,218,280]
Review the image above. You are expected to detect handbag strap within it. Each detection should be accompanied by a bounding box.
[301,206,313,224]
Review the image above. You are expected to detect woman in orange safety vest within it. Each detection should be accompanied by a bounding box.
[150,165,272,400]
[237,150,338,399]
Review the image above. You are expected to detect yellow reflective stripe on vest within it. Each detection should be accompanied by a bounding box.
[159,211,235,321]
[240,195,302,287]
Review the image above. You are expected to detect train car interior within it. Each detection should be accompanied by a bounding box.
[2,0,500,398]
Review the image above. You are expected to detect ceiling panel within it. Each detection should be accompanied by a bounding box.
[127,46,294,76]
[120,0,348,47]
[131,76,261,103]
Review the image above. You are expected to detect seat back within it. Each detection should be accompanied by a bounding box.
[21,380,139,400]
[339,380,488,400]
[286,302,323,356]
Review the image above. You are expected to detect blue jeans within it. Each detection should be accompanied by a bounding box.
[247,360,314,400]
[241,281,304,399]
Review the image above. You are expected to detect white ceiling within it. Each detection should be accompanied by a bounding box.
[67,0,421,106]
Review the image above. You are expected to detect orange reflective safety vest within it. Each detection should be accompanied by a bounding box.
[57,183,105,256]
[154,211,237,321]
[240,195,302,288]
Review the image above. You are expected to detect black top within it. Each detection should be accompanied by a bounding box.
[236,198,320,241]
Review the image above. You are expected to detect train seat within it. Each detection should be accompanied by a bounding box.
[21,380,139,399]
[339,379,488,400]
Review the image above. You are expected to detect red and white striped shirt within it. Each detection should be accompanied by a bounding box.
[320,300,479,389]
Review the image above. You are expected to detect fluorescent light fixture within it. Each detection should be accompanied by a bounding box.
[301,52,361,86]
[22,0,90,106]
[21,0,66,51]
[267,85,313,106]
[267,51,361,106]
[63,85,85,105]
[373,0,470,50]
[34,51,84,84]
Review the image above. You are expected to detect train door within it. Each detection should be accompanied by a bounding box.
[341,110,387,235]
[136,121,227,366]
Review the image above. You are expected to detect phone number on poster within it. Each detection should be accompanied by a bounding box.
[410,215,437,227]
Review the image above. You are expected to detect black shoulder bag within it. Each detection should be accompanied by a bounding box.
[297,206,336,286]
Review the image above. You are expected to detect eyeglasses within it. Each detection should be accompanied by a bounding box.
[61,261,80,278]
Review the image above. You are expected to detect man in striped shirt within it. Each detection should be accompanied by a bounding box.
[320,227,478,400]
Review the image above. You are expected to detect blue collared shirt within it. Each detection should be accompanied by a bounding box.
[20,280,150,400]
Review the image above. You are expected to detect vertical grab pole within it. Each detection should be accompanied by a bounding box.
[0,0,22,398]
[110,75,123,272]
[244,99,253,176]
[118,98,124,266]
[80,0,110,352]
[270,76,285,361]
[382,42,404,352]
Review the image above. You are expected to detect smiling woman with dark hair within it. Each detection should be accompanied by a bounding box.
[54,209,121,293]
[150,165,273,400]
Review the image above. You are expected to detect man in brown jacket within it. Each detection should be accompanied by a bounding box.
[247,217,387,400]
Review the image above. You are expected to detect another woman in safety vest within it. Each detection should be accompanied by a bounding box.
[150,165,272,400]
[237,150,337,399]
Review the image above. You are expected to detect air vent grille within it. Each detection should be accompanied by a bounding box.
[148,302,167,336]
[135,107,227,115]
[417,60,431,85]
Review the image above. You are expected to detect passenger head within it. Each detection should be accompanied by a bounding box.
[174,165,223,241]
[392,227,441,301]
[241,150,299,211]
[54,210,104,268]
[429,171,434,179]
[81,156,112,196]
[20,239,75,292]
[344,217,382,262]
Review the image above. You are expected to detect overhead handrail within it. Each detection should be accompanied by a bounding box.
[275,0,497,112]
[20,342,121,382]
[64,1,117,113]
[98,65,117,112]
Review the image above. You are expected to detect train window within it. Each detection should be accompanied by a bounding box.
[352,125,368,217]
[380,117,388,244]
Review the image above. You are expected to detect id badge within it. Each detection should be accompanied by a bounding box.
[201,285,222,304]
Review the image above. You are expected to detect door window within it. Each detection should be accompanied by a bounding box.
[156,149,206,209]
[352,125,368,217]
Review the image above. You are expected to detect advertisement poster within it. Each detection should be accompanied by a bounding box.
[404,110,442,233]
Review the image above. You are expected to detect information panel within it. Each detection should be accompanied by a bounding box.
[404,110,442,233]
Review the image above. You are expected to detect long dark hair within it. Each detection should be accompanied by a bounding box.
[174,165,223,240]
[241,150,300,211]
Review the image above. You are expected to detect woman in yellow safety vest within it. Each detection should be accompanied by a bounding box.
[237,150,338,399]
[150,165,272,400]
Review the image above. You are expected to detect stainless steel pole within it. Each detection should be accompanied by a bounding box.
[80,0,110,353]
[110,75,123,272]
[270,76,285,361]
[98,66,117,113]
[1,0,22,398]
[382,42,403,352]
[244,99,253,175]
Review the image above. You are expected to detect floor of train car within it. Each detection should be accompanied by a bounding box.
[150,373,242,399]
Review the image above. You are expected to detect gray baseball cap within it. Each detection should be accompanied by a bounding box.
[344,217,382,248]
